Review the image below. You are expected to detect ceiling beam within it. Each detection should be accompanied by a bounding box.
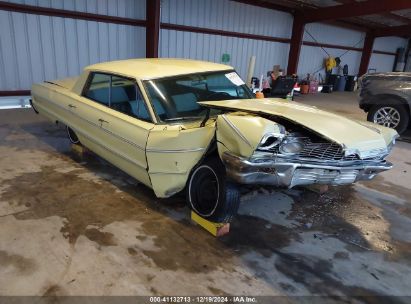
[230,0,295,14]
[235,0,374,32]
[386,12,411,24]
[335,0,411,25]
[373,25,411,37]
[323,20,373,32]
[302,0,411,23]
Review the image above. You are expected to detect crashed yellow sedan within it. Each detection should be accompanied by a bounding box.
[31,59,398,222]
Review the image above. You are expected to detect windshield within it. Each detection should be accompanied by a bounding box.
[143,70,253,122]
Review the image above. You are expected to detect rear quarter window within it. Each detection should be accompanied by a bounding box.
[84,73,111,105]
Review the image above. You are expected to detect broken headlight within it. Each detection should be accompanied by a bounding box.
[257,125,286,151]
[258,134,283,151]
[278,138,304,155]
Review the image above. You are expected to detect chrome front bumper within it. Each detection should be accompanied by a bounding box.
[221,152,392,188]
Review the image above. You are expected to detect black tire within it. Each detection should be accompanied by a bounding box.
[187,157,240,223]
[367,103,409,135]
[66,126,80,144]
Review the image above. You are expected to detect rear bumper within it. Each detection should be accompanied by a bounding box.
[221,151,392,188]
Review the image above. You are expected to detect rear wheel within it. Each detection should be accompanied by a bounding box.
[66,126,80,144]
[187,157,240,223]
[367,103,409,134]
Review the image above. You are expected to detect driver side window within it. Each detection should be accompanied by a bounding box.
[111,75,151,122]
[84,73,152,122]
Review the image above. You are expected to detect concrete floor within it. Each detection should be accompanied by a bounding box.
[0,92,411,300]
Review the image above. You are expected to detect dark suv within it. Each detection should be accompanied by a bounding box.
[359,72,411,134]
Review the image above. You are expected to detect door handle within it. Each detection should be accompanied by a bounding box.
[68,104,77,108]
[98,118,109,124]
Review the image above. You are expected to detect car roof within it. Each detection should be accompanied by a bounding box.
[85,58,234,80]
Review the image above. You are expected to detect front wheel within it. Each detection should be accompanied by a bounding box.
[367,103,409,134]
[187,157,240,223]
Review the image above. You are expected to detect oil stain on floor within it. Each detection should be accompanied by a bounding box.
[0,161,299,275]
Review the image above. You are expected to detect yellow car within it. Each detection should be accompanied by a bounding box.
[31,59,398,222]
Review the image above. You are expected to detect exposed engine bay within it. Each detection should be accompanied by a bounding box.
[254,115,389,164]
[216,112,393,189]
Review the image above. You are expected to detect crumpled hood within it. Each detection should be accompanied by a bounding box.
[199,98,398,159]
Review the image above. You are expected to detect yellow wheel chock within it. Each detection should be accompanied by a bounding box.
[191,211,230,237]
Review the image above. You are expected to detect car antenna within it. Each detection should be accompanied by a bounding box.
[200,107,211,127]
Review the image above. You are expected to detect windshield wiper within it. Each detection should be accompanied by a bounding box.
[164,116,201,122]
[200,108,211,127]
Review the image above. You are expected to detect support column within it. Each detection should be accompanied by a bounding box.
[287,14,305,75]
[359,32,375,75]
[146,0,160,58]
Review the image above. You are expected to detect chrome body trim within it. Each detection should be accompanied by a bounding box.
[221,114,253,148]
[146,147,206,153]
[222,151,392,188]
[148,171,187,175]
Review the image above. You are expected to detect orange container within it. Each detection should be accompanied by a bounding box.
[300,84,309,94]
[255,91,264,99]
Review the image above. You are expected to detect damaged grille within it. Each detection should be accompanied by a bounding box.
[298,142,359,161]
[269,138,360,161]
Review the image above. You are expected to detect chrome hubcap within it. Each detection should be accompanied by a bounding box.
[373,107,400,129]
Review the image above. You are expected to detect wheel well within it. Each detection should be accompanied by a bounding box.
[204,139,219,159]
[365,94,410,114]
[179,139,221,198]
[190,139,220,174]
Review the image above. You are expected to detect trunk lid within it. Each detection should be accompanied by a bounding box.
[199,98,397,159]
[45,77,78,91]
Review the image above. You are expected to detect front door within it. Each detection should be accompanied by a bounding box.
[77,72,154,187]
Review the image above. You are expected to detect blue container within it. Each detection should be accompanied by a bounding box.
[337,76,347,92]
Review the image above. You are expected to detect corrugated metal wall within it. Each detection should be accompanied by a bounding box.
[160,30,290,80]
[3,0,146,19]
[303,23,365,47]
[298,45,363,80]
[369,37,408,73]
[0,0,146,91]
[298,23,408,78]
[161,0,292,38]
[159,0,293,79]
[298,23,365,79]
[0,0,409,92]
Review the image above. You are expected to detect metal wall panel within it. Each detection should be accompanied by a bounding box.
[304,23,365,48]
[160,0,292,80]
[298,45,362,79]
[160,2,408,80]
[368,54,395,73]
[0,10,146,90]
[161,0,293,38]
[367,38,407,73]
[2,0,409,92]
[160,29,290,80]
[302,23,364,79]
[3,0,146,19]
[373,37,408,53]
[301,24,408,76]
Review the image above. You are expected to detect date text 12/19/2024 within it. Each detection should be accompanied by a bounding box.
[149,296,257,303]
